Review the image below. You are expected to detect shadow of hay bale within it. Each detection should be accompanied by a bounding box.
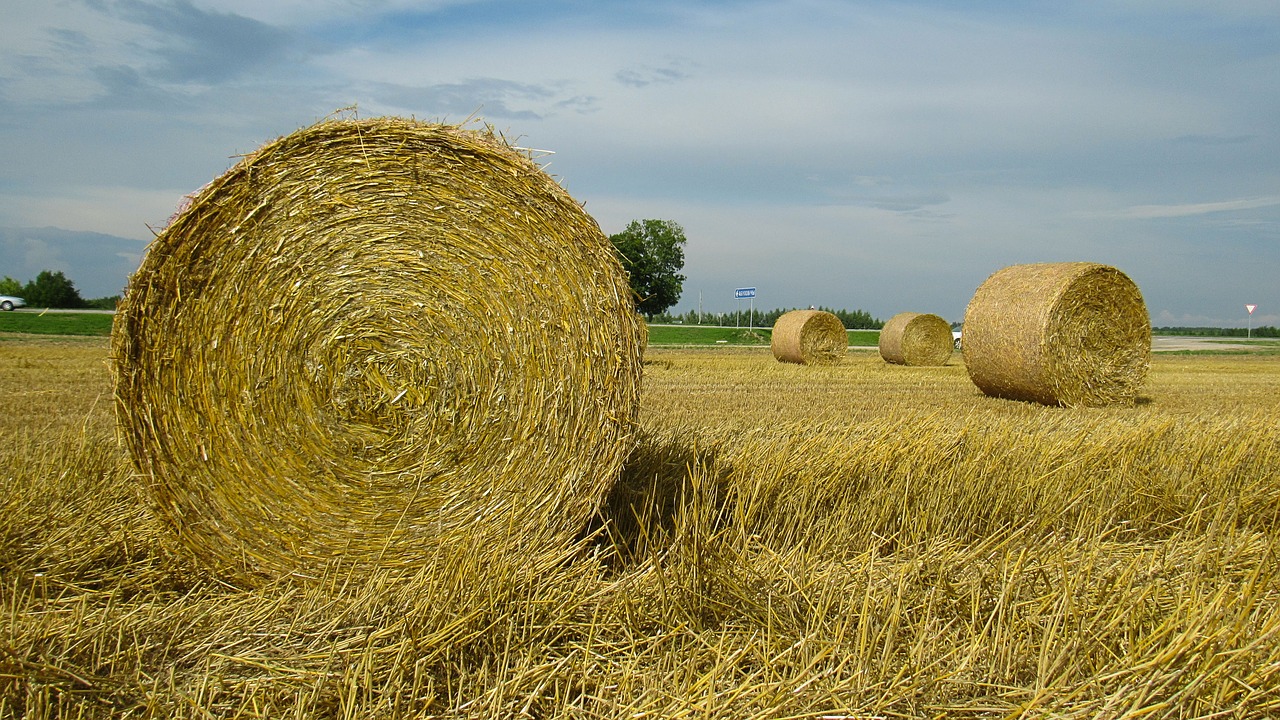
[584,431,726,569]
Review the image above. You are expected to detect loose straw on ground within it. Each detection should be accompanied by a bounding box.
[111,117,646,581]
[879,312,953,366]
[961,262,1150,407]
[771,310,847,365]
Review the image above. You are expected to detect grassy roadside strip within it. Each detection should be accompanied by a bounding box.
[0,311,114,337]
[7,314,1276,354]
[0,315,879,345]
[647,324,881,347]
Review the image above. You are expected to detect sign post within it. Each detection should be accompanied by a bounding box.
[735,287,756,329]
[1246,303,1257,339]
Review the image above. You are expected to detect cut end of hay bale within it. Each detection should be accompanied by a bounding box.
[771,310,847,366]
[961,262,1150,407]
[879,312,954,366]
[111,117,645,581]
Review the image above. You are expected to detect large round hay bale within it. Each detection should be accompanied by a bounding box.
[771,310,847,365]
[878,312,953,366]
[962,262,1150,407]
[111,117,646,581]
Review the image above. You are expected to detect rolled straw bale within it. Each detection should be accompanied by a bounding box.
[771,310,847,365]
[111,117,645,580]
[878,312,954,366]
[962,262,1150,407]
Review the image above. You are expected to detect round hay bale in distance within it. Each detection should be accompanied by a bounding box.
[961,262,1150,407]
[878,312,954,366]
[112,117,646,581]
[771,309,847,365]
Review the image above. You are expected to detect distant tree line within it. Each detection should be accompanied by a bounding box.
[652,305,884,329]
[0,271,119,309]
[1153,326,1279,338]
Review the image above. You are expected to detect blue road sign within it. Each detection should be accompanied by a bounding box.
[735,287,756,299]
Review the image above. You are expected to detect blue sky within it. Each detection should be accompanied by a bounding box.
[1,0,1277,326]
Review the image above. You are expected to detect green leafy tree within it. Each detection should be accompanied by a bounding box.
[609,219,687,319]
[0,276,22,296]
[22,270,85,309]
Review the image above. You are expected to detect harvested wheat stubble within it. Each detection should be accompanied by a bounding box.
[879,311,953,366]
[962,262,1150,407]
[771,310,847,365]
[111,117,646,581]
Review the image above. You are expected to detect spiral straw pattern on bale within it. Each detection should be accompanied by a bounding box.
[878,312,954,366]
[771,310,848,365]
[112,118,646,581]
[962,262,1150,407]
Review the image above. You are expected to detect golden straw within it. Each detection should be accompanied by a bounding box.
[111,117,646,581]
[771,310,847,366]
[962,262,1150,407]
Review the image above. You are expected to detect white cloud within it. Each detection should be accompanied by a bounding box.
[1153,308,1278,329]
[0,185,183,241]
[188,0,484,26]
[1,0,1278,324]
[0,2,145,104]
[1119,196,1280,219]
[1098,0,1280,20]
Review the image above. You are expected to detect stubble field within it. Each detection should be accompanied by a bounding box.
[2,336,1279,718]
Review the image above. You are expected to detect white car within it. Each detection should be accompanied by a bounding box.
[1,295,27,311]
[952,330,962,349]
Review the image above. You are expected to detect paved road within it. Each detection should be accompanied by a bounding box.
[6,308,114,314]
[1152,336,1262,352]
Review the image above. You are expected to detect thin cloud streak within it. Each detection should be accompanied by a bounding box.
[1119,196,1280,220]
